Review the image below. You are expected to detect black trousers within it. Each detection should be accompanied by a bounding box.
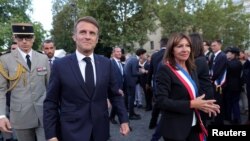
[163,126,200,141]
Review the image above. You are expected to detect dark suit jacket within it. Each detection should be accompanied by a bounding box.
[195,56,214,99]
[224,58,242,91]
[139,60,150,88]
[43,53,128,141]
[110,58,124,89]
[155,63,200,140]
[211,51,227,83]
[124,56,141,87]
[243,60,250,85]
[147,49,165,85]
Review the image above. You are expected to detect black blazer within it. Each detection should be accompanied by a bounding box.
[147,49,165,85]
[224,58,243,91]
[44,53,128,141]
[195,56,214,99]
[155,63,200,140]
[110,58,124,89]
[211,51,227,82]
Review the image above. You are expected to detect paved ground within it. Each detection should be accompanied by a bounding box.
[0,105,248,141]
[109,107,164,141]
[109,106,248,141]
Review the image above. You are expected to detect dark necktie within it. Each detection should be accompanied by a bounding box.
[118,61,123,75]
[49,59,52,69]
[209,54,215,76]
[83,57,95,95]
[26,55,31,70]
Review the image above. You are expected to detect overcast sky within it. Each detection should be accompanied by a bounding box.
[31,0,53,31]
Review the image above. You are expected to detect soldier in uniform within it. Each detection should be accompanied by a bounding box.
[0,23,50,141]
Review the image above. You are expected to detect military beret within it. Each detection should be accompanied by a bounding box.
[12,23,34,35]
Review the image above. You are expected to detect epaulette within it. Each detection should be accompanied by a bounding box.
[0,50,11,56]
[37,50,44,54]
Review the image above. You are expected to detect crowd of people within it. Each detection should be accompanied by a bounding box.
[0,16,249,141]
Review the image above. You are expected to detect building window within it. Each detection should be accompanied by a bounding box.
[150,41,154,50]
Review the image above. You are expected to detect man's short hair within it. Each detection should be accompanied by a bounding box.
[74,16,99,33]
[135,48,146,56]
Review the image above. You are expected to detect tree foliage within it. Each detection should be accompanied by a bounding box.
[0,0,46,51]
[51,0,157,54]
[156,0,250,49]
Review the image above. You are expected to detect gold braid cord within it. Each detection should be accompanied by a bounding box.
[0,63,26,92]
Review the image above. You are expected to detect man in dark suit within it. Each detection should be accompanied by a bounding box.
[210,39,227,125]
[42,39,59,68]
[43,16,130,141]
[109,47,125,124]
[124,48,147,120]
[243,50,250,124]
[147,37,168,130]
[146,37,168,141]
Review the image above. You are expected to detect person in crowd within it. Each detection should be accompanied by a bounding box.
[41,39,58,69]
[239,50,248,115]
[0,23,50,141]
[147,37,168,130]
[0,42,19,141]
[109,47,125,125]
[210,39,227,125]
[223,47,242,124]
[10,42,18,51]
[155,32,220,141]
[243,50,250,124]
[124,48,147,120]
[148,37,168,141]
[43,16,129,141]
[203,40,213,65]
[189,33,214,127]
[135,54,150,109]
[138,54,152,111]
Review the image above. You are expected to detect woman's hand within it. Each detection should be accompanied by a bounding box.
[190,94,220,117]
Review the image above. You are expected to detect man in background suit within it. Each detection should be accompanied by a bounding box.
[43,16,129,141]
[0,23,50,141]
[210,39,227,125]
[124,48,147,120]
[42,39,59,68]
[146,37,168,141]
[109,47,125,124]
[147,37,168,130]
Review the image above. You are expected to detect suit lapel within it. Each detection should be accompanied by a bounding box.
[111,59,122,76]
[13,50,29,71]
[69,53,90,98]
[93,54,101,98]
[31,51,38,72]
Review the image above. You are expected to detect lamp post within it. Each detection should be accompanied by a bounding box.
[70,2,77,24]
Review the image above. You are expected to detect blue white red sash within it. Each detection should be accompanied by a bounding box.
[214,69,227,87]
[165,62,207,141]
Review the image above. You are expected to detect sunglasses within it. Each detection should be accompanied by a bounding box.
[15,35,34,41]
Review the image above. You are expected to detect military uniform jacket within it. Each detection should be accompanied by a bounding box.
[0,49,50,129]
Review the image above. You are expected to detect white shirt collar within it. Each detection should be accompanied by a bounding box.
[17,47,32,61]
[214,50,221,58]
[204,50,209,55]
[75,50,94,63]
[49,56,55,61]
[113,57,120,62]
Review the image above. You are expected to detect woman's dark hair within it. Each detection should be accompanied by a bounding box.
[163,32,196,72]
[189,33,204,58]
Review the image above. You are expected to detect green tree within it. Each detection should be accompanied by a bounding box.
[156,0,193,36]
[193,0,250,49]
[51,0,157,54]
[156,0,250,49]
[0,0,46,51]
